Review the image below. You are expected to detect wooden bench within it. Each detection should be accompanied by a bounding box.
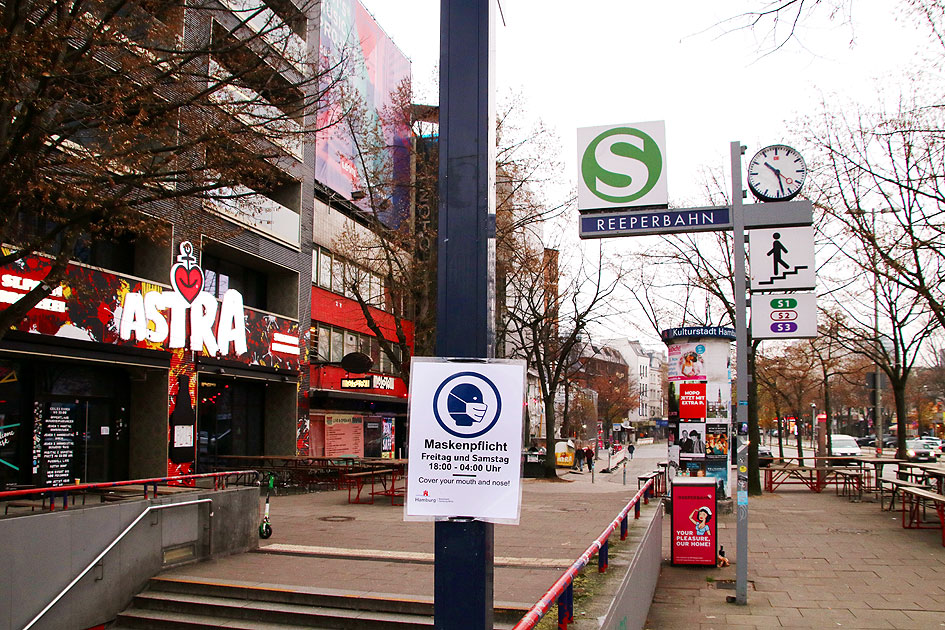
[344,469,393,505]
[900,487,945,547]
[879,478,931,511]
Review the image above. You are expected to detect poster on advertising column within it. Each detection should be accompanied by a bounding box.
[671,477,717,566]
[404,358,526,524]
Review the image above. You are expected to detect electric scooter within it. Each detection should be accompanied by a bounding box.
[259,473,274,539]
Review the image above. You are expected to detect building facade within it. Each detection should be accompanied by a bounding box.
[0,0,414,489]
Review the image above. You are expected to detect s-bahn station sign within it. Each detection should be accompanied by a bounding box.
[405,358,525,524]
[577,121,668,211]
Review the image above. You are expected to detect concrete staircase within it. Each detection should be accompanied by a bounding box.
[113,577,529,629]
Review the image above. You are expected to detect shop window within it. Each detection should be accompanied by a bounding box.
[202,254,268,310]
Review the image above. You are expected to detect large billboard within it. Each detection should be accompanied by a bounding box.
[317,0,411,227]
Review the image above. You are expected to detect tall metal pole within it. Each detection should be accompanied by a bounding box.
[872,209,883,456]
[435,1,496,628]
[731,141,750,605]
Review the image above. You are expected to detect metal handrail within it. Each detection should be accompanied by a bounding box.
[0,470,258,502]
[21,497,213,630]
[512,477,657,630]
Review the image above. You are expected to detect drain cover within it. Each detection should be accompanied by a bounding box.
[319,515,355,522]
[828,528,870,535]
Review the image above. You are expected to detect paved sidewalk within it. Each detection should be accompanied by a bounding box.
[646,487,945,629]
[163,445,663,608]
[160,445,945,628]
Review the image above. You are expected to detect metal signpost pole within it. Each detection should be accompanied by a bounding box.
[731,141,750,605]
[434,1,496,628]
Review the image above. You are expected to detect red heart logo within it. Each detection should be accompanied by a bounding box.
[173,266,203,303]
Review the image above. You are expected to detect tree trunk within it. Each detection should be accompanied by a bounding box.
[893,378,909,459]
[795,409,805,466]
[541,393,559,479]
[824,377,833,456]
[747,345,762,495]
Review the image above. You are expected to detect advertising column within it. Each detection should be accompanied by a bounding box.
[663,327,735,498]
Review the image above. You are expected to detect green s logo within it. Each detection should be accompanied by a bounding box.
[581,127,663,204]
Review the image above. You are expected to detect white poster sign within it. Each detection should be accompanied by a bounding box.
[404,358,526,524]
[577,121,668,211]
[749,226,816,290]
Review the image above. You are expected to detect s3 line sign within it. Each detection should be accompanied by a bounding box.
[577,121,668,211]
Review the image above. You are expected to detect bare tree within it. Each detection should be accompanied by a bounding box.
[503,233,624,478]
[0,0,346,337]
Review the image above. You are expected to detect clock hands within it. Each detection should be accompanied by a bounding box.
[765,161,785,195]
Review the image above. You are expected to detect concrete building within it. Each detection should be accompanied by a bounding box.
[605,339,667,439]
[0,0,415,488]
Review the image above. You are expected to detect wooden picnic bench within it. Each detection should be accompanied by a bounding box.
[900,487,945,547]
[344,468,393,505]
[879,477,931,511]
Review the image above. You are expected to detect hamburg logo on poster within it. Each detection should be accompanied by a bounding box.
[405,358,526,524]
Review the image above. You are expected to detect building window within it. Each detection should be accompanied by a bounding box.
[202,254,267,310]
[311,322,406,374]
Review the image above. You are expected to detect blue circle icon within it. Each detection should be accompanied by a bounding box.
[433,372,502,438]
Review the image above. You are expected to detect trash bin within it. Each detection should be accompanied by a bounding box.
[670,477,717,566]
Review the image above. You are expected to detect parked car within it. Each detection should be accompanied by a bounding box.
[855,435,874,447]
[904,438,936,462]
[758,444,773,467]
[919,437,943,458]
[829,434,862,464]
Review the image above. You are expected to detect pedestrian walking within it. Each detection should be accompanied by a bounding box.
[628,443,635,459]
[574,443,585,471]
[584,446,595,472]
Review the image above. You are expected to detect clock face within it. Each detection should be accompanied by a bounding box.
[747,145,806,202]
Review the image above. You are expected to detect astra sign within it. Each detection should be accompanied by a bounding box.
[117,242,247,356]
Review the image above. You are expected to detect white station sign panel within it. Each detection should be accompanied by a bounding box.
[749,226,815,290]
[577,121,668,211]
[405,358,526,524]
[751,293,818,339]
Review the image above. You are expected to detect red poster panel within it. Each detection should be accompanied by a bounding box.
[671,478,717,565]
[679,383,707,419]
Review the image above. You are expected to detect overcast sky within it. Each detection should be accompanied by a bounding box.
[360,1,924,203]
[358,1,928,344]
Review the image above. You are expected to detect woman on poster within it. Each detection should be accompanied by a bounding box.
[689,506,712,535]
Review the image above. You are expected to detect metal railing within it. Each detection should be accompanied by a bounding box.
[513,474,660,630]
[0,470,258,512]
[21,497,214,630]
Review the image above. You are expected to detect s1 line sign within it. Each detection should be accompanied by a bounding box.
[577,121,668,211]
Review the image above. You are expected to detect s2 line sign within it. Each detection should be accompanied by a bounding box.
[577,121,668,211]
